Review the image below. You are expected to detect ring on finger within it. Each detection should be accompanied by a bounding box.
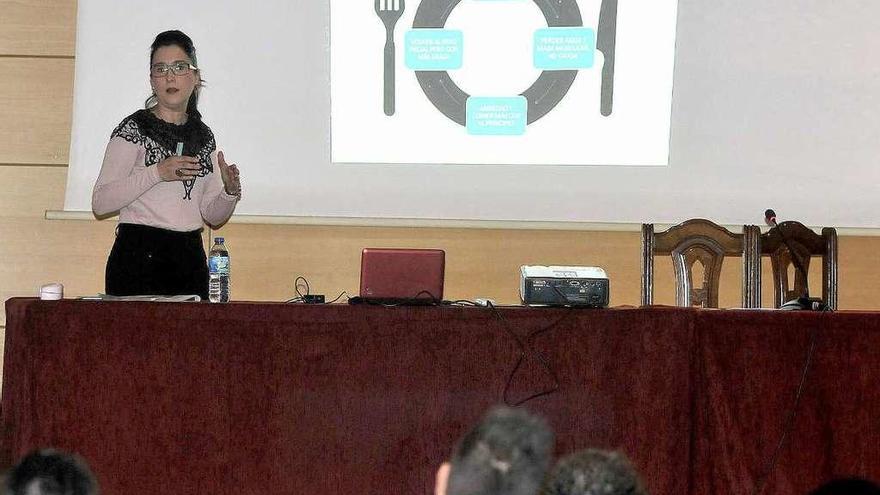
[175,169,184,177]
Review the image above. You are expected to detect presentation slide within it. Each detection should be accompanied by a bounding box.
[331,0,678,165]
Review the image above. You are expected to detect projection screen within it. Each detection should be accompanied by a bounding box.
[64,0,880,228]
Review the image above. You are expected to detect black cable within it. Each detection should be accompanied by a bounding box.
[750,319,821,495]
[288,277,349,304]
[342,292,569,405]
[285,276,311,303]
[326,291,349,304]
[486,301,529,405]
[487,301,574,407]
[288,290,350,304]
[414,290,441,303]
[349,290,444,307]
[294,276,310,298]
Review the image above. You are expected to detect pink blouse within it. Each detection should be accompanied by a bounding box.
[92,128,238,232]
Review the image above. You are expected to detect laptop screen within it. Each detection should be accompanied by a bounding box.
[359,248,445,303]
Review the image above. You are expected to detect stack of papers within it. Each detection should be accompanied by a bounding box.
[80,294,201,302]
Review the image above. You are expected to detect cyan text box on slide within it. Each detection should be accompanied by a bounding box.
[466,96,528,136]
[405,29,463,70]
[533,27,595,70]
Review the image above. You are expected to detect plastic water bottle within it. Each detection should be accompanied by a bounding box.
[208,237,230,303]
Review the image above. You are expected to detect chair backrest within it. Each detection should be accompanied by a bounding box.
[760,221,838,309]
[641,219,761,308]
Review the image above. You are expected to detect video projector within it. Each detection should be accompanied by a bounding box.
[520,266,610,307]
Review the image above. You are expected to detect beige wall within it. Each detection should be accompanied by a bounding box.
[2,1,880,384]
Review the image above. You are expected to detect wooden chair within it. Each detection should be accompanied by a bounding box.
[760,221,838,309]
[642,219,762,308]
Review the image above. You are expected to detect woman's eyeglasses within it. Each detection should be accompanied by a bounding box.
[150,61,198,77]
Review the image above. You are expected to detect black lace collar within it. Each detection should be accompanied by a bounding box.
[128,109,213,157]
[110,109,216,200]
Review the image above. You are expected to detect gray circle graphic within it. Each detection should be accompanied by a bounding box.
[412,0,583,126]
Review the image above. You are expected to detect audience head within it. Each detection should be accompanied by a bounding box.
[435,405,554,495]
[543,448,647,495]
[808,477,880,495]
[3,449,97,495]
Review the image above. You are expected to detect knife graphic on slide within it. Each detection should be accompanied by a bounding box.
[597,0,618,116]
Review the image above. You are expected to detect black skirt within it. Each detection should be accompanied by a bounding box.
[105,223,208,300]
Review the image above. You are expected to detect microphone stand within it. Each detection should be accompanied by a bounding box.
[766,217,827,311]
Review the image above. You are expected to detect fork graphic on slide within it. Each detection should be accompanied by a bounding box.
[375,0,405,116]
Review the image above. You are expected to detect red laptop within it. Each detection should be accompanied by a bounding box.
[359,248,445,304]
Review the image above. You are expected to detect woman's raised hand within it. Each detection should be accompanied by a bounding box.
[217,151,242,198]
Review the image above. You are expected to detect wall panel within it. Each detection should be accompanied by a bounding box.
[210,224,644,306]
[0,0,76,57]
[0,58,74,165]
[0,168,113,319]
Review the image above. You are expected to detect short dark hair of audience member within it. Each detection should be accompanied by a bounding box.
[808,477,880,495]
[543,448,648,495]
[435,406,555,495]
[3,449,98,495]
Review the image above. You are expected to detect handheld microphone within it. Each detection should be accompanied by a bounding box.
[763,209,826,311]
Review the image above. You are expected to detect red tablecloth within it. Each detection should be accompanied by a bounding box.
[2,299,878,494]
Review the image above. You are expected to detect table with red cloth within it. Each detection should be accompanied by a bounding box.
[2,298,879,494]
